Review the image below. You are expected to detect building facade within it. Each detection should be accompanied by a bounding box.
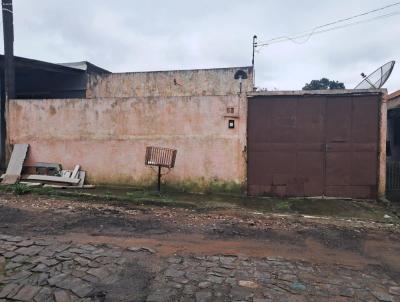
[7,66,253,192]
[5,60,388,198]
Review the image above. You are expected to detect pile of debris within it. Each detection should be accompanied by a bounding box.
[1,144,92,188]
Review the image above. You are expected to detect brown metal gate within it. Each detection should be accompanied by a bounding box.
[247,93,379,199]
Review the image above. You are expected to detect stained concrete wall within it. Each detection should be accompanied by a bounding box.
[7,95,247,191]
[379,97,387,198]
[87,67,253,98]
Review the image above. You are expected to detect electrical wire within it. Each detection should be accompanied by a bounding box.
[258,2,400,45]
[257,11,400,49]
[257,2,400,47]
[1,8,13,14]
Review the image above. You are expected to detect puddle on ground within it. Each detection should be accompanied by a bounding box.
[57,232,385,269]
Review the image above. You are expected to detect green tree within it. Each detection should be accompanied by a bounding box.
[302,78,345,90]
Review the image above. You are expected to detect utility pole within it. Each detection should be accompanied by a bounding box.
[2,0,15,100]
[1,0,15,168]
[252,35,257,88]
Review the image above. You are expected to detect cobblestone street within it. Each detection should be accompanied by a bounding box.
[0,234,156,301]
[0,194,400,301]
[152,254,400,302]
[1,233,400,301]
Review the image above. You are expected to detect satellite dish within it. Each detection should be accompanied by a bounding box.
[234,70,248,94]
[354,61,395,89]
[234,70,248,80]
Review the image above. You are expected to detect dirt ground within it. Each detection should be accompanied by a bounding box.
[0,191,400,301]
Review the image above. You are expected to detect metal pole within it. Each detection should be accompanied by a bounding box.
[157,165,161,192]
[1,0,15,169]
[252,35,257,89]
[2,0,15,100]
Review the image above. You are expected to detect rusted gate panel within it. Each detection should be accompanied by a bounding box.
[324,95,378,199]
[247,96,325,197]
[247,93,380,199]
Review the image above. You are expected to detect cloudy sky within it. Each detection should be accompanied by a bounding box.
[2,0,400,92]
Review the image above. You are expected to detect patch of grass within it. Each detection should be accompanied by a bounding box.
[104,192,114,201]
[274,200,291,211]
[0,184,56,196]
[0,183,397,223]
[41,188,197,210]
[35,187,56,195]
[160,179,245,195]
[124,191,198,209]
[59,190,396,221]
[10,184,32,195]
[126,191,160,199]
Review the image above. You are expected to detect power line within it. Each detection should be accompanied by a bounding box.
[257,2,400,47]
[257,11,399,49]
[258,1,400,45]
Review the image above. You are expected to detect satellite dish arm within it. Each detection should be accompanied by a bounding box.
[361,73,377,89]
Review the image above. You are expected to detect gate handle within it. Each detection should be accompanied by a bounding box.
[325,143,331,151]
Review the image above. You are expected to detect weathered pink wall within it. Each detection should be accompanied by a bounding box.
[87,67,253,98]
[7,95,247,190]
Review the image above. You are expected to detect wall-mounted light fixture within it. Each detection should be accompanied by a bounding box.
[234,70,248,94]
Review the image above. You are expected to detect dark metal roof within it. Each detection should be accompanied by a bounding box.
[0,55,110,75]
[0,55,83,74]
[0,55,110,99]
[58,61,111,74]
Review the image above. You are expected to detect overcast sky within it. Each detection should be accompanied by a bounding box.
[2,0,399,92]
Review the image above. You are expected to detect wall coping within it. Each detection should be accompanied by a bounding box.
[248,89,387,97]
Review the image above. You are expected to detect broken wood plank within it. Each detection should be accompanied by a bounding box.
[19,182,43,187]
[2,144,29,184]
[71,165,80,179]
[43,184,67,189]
[76,170,85,188]
[23,162,62,176]
[21,175,80,184]
[48,184,96,190]
[66,184,95,189]
[2,175,20,184]
[23,162,61,170]
[5,144,29,175]
[82,184,95,189]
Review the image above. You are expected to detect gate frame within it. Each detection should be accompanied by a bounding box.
[246,89,387,199]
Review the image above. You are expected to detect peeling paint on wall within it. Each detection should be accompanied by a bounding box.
[7,95,248,191]
[87,67,253,98]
